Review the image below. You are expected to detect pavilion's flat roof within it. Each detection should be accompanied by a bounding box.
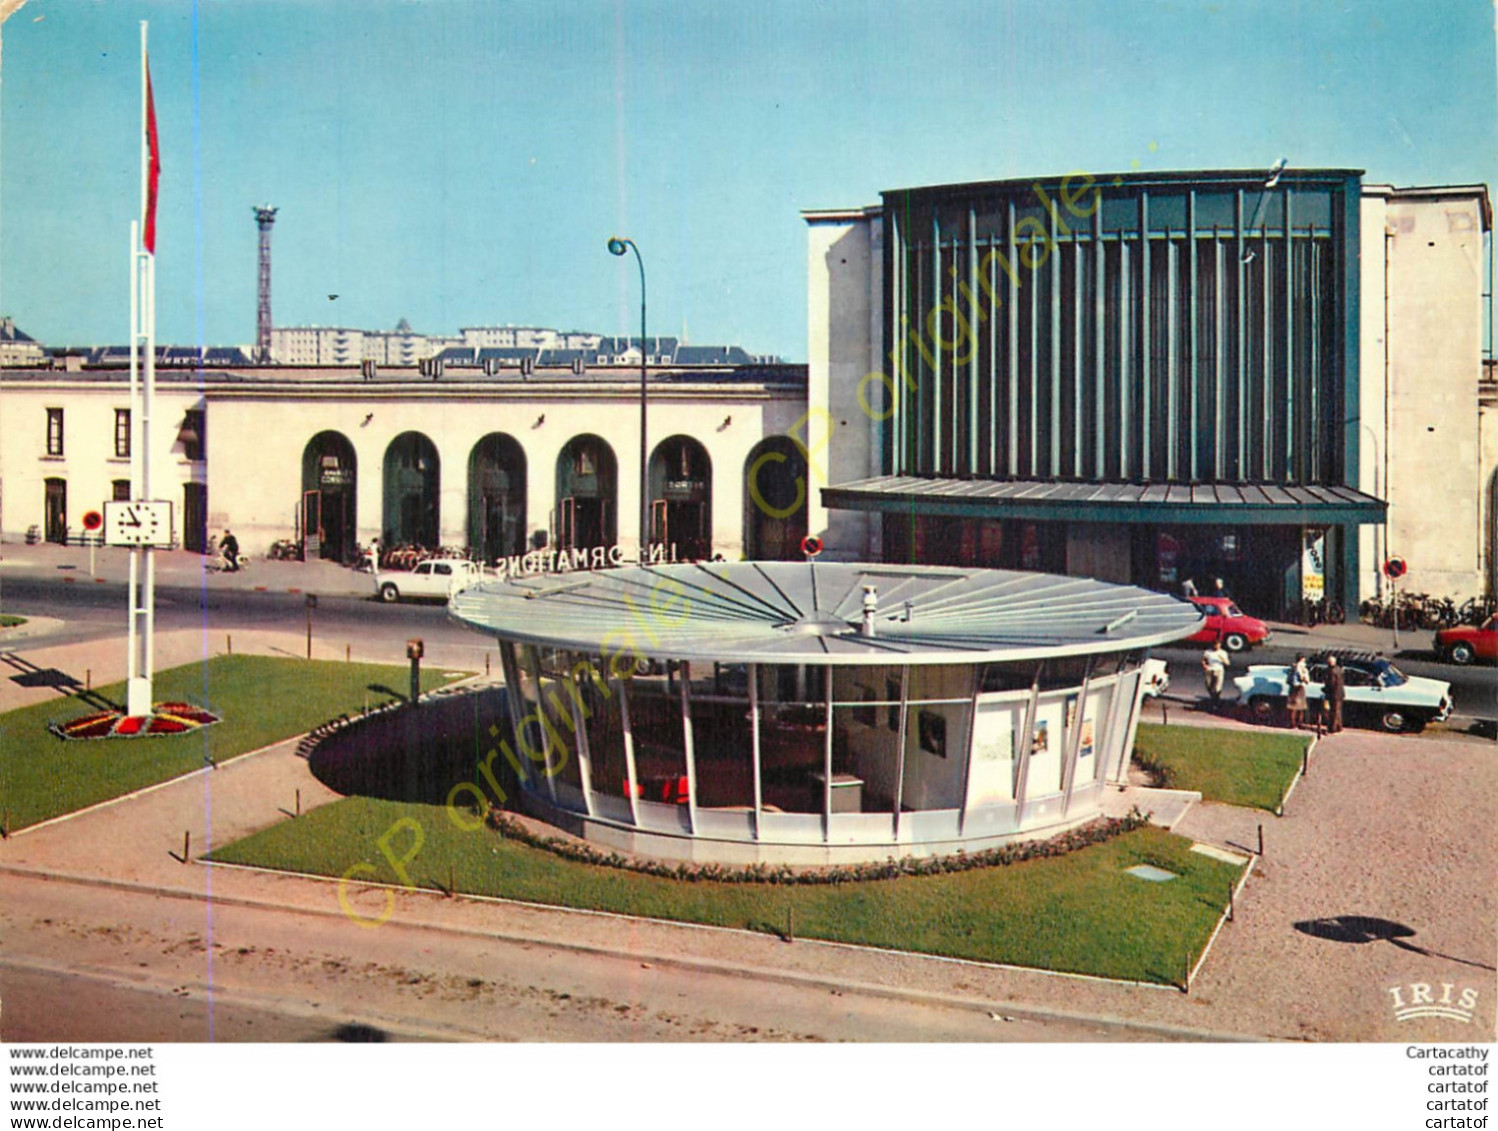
[448,561,1203,665]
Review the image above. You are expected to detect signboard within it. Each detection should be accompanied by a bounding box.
[103,500,174,547]
[82,510,104,532]
[1383,556,1408,580]
[493,542,679,580]
[1301,529,1326,601]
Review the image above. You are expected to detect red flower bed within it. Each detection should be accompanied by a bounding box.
[49,702,222,742]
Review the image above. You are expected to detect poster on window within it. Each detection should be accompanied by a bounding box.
[1302,529,1326,601]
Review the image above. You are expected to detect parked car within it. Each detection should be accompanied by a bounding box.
[1232,653,1453,733]
[374,559,483,603]
[1434,616,1498,665]
[1184,595,1272,653]
[1140,658,1170,698]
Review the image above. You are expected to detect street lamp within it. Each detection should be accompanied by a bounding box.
[608,236,649,562]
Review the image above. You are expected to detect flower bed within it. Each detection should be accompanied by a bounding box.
[49,701,222,741]
[483,806,1152,885]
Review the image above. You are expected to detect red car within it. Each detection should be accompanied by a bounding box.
[1184,595,1272,652]
[1435,616,1498,665]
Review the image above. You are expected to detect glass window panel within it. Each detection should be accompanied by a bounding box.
[1290,190,1332,229]
[1193,191,1236,230]
[1100,194,1140,234]
[1146,192,1187,233]
[908,663,973,702]
[623,661,690,805]
[687,670,755,811]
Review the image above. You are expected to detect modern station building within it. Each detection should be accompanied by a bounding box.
[450,561,1200,864]
[805,169,1494,615]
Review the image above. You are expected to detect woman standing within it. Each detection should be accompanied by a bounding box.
[1287,654,1311,729]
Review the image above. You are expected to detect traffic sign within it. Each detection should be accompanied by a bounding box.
[800,535,823,558]
[1383,557,1407,580]
[82,510,103,532]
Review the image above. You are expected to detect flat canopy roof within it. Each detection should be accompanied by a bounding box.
[822,476,1386,526]
[448,562,1203,665]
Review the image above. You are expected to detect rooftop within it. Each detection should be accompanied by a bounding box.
[448,561,1203,665]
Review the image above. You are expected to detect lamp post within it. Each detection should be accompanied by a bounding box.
[608,236,649,563]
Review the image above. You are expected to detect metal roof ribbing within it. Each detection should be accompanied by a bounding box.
[821,476,1386,524]
[448,562,1203,665]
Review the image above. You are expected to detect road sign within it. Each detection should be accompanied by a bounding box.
[82,510,104,532]
[1383,557,1407,580]
[800,535,823,558]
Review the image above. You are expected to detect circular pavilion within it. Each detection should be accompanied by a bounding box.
[449,562,1202,865]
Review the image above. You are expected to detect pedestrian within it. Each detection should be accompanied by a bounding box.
[363,536,380,573]
[1286,653,1310,729]
[219,529,240,572]
[1181,577,1198,598]
[1323,654,1345,733]
[1201,636,1230,704]
[1212,577,1227,598]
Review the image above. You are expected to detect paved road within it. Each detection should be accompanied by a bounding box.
[0,575,489,660]
[0,871,1137,1044]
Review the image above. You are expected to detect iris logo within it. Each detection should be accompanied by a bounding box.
[1388,982,1480,1024]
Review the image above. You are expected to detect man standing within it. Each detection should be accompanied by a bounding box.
[1323,654,1346,733]
[1201,636,1230,704]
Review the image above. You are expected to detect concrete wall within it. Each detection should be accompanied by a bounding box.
[0,383,204,542]
[1360,189,1490,602]
[805,211,881,560]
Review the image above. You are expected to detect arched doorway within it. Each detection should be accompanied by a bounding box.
[383,432,440,548]
[650,435,711,560]
[468,433,527,562]
[555,435,617,552]
[743,436,807,560]
[301,431,357,562]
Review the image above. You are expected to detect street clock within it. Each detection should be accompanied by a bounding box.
[104,500,175,547]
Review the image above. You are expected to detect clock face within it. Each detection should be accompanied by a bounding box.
[103,500,174,547]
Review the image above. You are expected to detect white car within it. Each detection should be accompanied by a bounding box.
[1232,654,1453,733]
[375,559,483,603]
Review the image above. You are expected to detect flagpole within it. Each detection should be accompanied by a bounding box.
[126,21,154,717]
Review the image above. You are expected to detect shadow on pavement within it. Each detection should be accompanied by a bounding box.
[1293,915,1496,971]
[0,651,121,712]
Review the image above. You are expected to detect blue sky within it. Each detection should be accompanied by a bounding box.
[2,0,1494,361]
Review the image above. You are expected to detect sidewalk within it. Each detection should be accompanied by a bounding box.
[1259,617,1432,655]
[0,539,376,599]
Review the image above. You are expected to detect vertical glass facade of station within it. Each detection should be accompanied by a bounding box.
[883,170,1358,485]
[874,170,1365,616]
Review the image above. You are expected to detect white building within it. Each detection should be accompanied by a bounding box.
[0,318,47,367]
[0,362,811,566]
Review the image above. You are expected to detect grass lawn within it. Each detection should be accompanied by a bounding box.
[210,796,1243,984]
[0,655,464,831]
[0,615,26,629]
[1134,722,1308,811]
